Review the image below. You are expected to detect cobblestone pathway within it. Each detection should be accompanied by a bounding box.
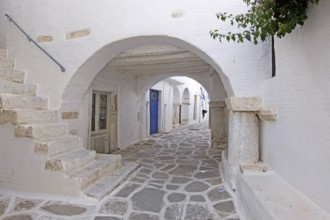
[0,122,239,220]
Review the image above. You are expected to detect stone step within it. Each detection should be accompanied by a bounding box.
[45,149,96,173]
[84,162,140,200]
[15,122,70,139]
[0,93,48,110]
[0,69,25,83]
[0,57,14,68]
[34,135,81,157]
[0,109,57,124]
[71,154,122,189]
[0,49,7,58]
[0,80,36,96]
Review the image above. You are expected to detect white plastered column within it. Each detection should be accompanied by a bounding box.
[209,101,227,148]
[221,97,262,190]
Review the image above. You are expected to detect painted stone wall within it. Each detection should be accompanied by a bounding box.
[0,0,270,110]
[261,1,330,212]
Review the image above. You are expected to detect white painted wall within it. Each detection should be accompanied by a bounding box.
[149,77,204,132]
[0,0,270,111]
[261,1,330,212]
[75,64,206,150]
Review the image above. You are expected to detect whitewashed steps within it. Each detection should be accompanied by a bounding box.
[0,93,48,110]
[34,135,81,157]
[84,162,140,199]
[0,80,36,96]
[15,122,70,139]
[45,149,96,173]
[0,69,24,83]
[71,154,122,189]
[0,109,57,124]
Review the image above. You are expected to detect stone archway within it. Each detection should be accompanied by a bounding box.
[60,36,232,112]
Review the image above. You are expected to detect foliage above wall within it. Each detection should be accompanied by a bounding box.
[210,0,320,44]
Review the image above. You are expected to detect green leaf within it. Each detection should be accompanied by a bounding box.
[210,0,318,44]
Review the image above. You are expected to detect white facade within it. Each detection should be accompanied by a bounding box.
[1,0,330,218]
[260,1,330,213]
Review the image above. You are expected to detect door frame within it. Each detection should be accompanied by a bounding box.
[149,89,160,135]
[89,90,118,153]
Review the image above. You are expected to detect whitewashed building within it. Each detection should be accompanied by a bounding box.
[0,0,330,219]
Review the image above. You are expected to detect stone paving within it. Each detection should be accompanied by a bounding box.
[0,122,239,220]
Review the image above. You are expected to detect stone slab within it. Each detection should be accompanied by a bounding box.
[225,97,262,112]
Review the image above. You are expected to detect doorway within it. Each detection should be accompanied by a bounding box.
[90,91,111,154]
[150,89,159,134]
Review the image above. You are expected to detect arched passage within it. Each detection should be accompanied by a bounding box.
[60,37,230,150]
[60,36,231,111]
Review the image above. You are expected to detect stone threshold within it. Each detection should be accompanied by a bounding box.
[235,164,330,220]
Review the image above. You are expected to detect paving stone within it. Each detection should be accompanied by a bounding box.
[100,199,127,215]
[176,159,199,165]
[136,173,149,179]
[169,165,198,176]
[166,184,180,190]
[161,164,176,171]
[115,183,141,197]
[139,168,152,174]
[130,177,146,183]
[148,183,163,189]
[193,150,206,155]
[190,155,210,160]
[164,204,183,220]
[184,181,209,192]
[213,201,236,217]
[149,178,165,183]
[199,165,215,171]
[94,217,122,220]
[208,187,231,202]
[140,164,153,169]
[132,188,165,213]
[184,204,212,220]
[167,193,186,203]
[153,163,166,169]
[157,156,175,161]
[179,143,193,147]
[171,177,192,184]
[194,170,220,179]
[41,202,87,216]
[176,151,193,156]
[206,178,222,185]
[14,199,39,211]
[3,215,34,220]
[189,195,206,202]
[140,158,158,164]
[201,159,218,165]
[128,212,159,220]
[152,172,169,179]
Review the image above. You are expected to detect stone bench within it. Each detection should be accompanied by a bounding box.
[236,163,330,220]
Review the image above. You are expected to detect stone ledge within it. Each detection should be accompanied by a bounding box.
[239,163,272,174]
[236,167,330,220]
[258,109,276,121]
[225,97,262,112]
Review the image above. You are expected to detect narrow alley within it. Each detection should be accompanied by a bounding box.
[0,121,239,220]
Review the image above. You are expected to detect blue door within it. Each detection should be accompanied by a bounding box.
[150,89,159,134]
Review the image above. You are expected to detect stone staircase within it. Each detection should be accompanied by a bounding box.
[0,48,139,200]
